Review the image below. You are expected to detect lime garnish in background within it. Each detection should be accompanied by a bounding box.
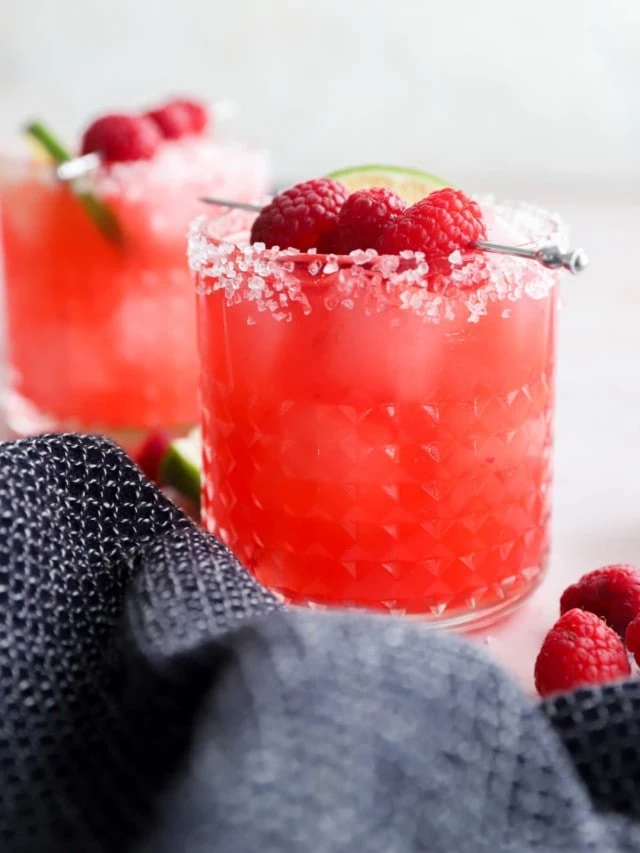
[24,121,122,243]
[161,430,202,505]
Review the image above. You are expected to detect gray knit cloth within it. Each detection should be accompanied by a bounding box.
[1,435,639,852]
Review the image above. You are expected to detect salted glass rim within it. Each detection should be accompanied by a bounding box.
[188,199,568,325]
[0,137,269,188]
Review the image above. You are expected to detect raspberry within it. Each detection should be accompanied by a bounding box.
[534,609,630,697]
[134,431,171,484]
[376,187,486,258]
[146,102,193,140]
[250,178,348,251]
[170,98,210,135]
[329,188,407,254]
[81,114,161,163]
[560,564,640,636]
[625,614,640,666]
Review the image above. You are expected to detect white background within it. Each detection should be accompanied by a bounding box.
[1,0,639,191]
[1,0,640,690]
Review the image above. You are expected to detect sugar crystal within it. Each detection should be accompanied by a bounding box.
[349,249,371,265]
[375,255,400,276]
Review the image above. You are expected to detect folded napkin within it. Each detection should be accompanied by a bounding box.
[0,434,639,852]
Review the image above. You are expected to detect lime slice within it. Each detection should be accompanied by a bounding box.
[326,164,451,204]
[24,120,122,243]
[160,428,202,504]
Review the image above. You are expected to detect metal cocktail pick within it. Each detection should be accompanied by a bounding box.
[198,197,589,275]
[474,240,588,275]
[56,152,101,181]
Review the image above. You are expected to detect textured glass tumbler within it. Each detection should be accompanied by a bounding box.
[192,203,564,627]
[0,141,269,445]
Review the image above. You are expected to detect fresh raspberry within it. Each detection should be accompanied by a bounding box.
[170,98,210,135]
[327,188,407,254]
[535,609,630,697]
[625,614,640,666]
[134,431,171,484]
[250,178,348,251]
[146,102,193,140]
[560,564,640,636]
[81,114,161,163]
[376,187,486,258]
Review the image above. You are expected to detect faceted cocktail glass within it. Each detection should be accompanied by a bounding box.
[191,203,565,627]
[0,138,269,444]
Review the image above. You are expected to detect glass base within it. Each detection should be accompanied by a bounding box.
[277,560,548,632]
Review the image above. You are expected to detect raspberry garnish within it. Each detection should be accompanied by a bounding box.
[133,431,171,484]
[81,114,161,163]
[170,98,209,135]
[328,187,407,254]
[376,187,486,258]
[560,564,640,637]
[625,614,640,666]
[534,608,631,698]
[250,178,348,251]
[145,102,193,140]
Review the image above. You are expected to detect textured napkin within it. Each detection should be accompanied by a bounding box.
[1,434,639,852]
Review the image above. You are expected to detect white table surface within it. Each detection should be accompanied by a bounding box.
[474,190,640,692]
[1,187,637,695]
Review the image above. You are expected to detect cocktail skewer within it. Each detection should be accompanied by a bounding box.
[200,198,263,213]
[474,240,588,275]
[197,197,589,275]
[56,152,101,181]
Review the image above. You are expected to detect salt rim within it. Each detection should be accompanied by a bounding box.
[188,199,569,325]
[0,138,269,198]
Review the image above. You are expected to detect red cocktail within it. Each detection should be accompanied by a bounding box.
[0,108,269,442]
[192,200,564,626]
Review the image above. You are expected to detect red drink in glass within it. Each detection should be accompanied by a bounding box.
[0,137,269,442]
[192,203,564,626]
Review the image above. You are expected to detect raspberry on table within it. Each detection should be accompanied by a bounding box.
[250,178,348,251]
[625,614,640,666]
[376,187,486,258]
[560,564,640,636]
[329,187,407,254]
[81,114,161,163]
[534,608,631,698]
[146,102,194,140]
[134,431,171,484]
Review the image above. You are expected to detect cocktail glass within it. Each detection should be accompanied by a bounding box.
[0,135,269,445]
[191,202,566,627]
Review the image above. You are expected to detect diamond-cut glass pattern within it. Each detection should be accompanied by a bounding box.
[198,271,558,623]
[202,372,554,619]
